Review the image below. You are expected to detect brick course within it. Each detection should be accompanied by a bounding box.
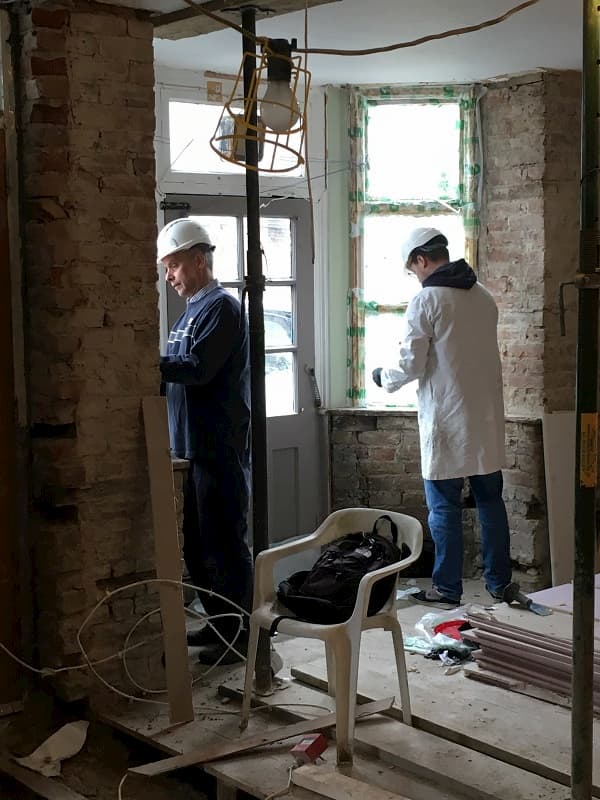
[330,412,549,590]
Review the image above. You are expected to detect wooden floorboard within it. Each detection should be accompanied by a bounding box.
[218,680,568,800]
[95,594,588,800]
[283,619,599,795]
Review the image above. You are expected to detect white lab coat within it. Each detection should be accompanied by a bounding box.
[381,282,505,480]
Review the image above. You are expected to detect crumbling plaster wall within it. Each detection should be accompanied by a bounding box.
[330,70,581,590]
[18,1,161,696]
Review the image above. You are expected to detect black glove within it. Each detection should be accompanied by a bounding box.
[372,367,383,388]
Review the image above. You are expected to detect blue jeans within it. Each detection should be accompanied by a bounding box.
[423,471,512,602]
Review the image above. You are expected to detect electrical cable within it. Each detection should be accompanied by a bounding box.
[75,579,250,707]
[179,0,542,58]
[303,0,317,266]
[117,772,128,800]
[264,764,296,800]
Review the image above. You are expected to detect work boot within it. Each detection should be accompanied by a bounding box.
[413,587,461,606]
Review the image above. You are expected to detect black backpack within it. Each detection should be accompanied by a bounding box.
[275,515,407,626]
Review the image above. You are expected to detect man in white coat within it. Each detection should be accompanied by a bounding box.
[372,227,512,605]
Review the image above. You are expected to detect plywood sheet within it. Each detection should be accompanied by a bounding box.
[542,411,575,585]
[529,581,600,619]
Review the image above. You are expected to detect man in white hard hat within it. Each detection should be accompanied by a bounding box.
[157,218,252,664]
[372,227,513,606]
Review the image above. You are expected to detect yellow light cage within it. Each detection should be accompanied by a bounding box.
[209,41,311,174]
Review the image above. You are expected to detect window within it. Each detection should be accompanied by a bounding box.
[349,87,480,408]
[168,100,304,177]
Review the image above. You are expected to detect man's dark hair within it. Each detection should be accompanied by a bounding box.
[408,234,449,265]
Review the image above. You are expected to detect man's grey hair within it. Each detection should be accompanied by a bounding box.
[203,246,214,271]
[190,242,215,271]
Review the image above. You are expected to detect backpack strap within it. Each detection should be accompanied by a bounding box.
[373,514,399,544]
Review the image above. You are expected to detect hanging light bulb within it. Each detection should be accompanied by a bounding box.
[259,39,301,134]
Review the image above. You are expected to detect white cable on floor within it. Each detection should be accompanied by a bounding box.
[117,772,128,800]
[264,764,296,800]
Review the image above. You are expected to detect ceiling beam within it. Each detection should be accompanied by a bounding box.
[152,0,342,40]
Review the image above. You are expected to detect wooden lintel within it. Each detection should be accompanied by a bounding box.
[152,0,342,41]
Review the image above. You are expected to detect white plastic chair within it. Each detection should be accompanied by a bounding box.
[240,507,423,764]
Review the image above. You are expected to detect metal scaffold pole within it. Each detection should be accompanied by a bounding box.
[571,3,599,798]
[241,6,273,695]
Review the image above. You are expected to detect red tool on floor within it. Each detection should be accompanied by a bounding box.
[290,733,328,764]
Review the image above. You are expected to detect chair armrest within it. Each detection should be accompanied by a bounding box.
[351,550,421,621]
[253,512,353,602]
[253,531,323,603]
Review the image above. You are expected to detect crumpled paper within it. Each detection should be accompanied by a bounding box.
[14,720,89,777]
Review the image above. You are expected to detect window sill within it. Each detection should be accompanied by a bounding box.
[326,407,417,416]
[326,407,542,424]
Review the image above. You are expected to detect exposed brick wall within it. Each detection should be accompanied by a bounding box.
[18,2,160,697]
[478,71,580,416]
[330,412,549,591]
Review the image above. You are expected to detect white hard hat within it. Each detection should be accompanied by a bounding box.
[157,218,214,262]
[400,227,448,268]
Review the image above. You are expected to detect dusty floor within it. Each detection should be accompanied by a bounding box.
[0,578,496,799]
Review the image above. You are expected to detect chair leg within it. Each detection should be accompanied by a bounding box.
[332,633,359,766]
[390,618,412,726]
[240,617,260,731]
[325,642,336,697]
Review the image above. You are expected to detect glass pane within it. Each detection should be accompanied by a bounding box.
[169,101,303,176]
[188,215,239,282]
[264,286,293,347]
[367,103,460,202]
[266,352,295,417]
[243,217,293,280]
[169,101,243,175]
[363,214,465,304]
[364,313,418,409]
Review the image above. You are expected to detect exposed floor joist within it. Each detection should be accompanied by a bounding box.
[152,0,342,40]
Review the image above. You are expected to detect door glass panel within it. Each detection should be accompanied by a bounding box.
[243,218,294,279]
[189,215,239,282]
[223,286,240,302]
[266,352,295,417]
[261,218,293,279]
[264,286,293,347]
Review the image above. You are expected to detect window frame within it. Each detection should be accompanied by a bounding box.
[156,82,311,199]
[348,87,480,408]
